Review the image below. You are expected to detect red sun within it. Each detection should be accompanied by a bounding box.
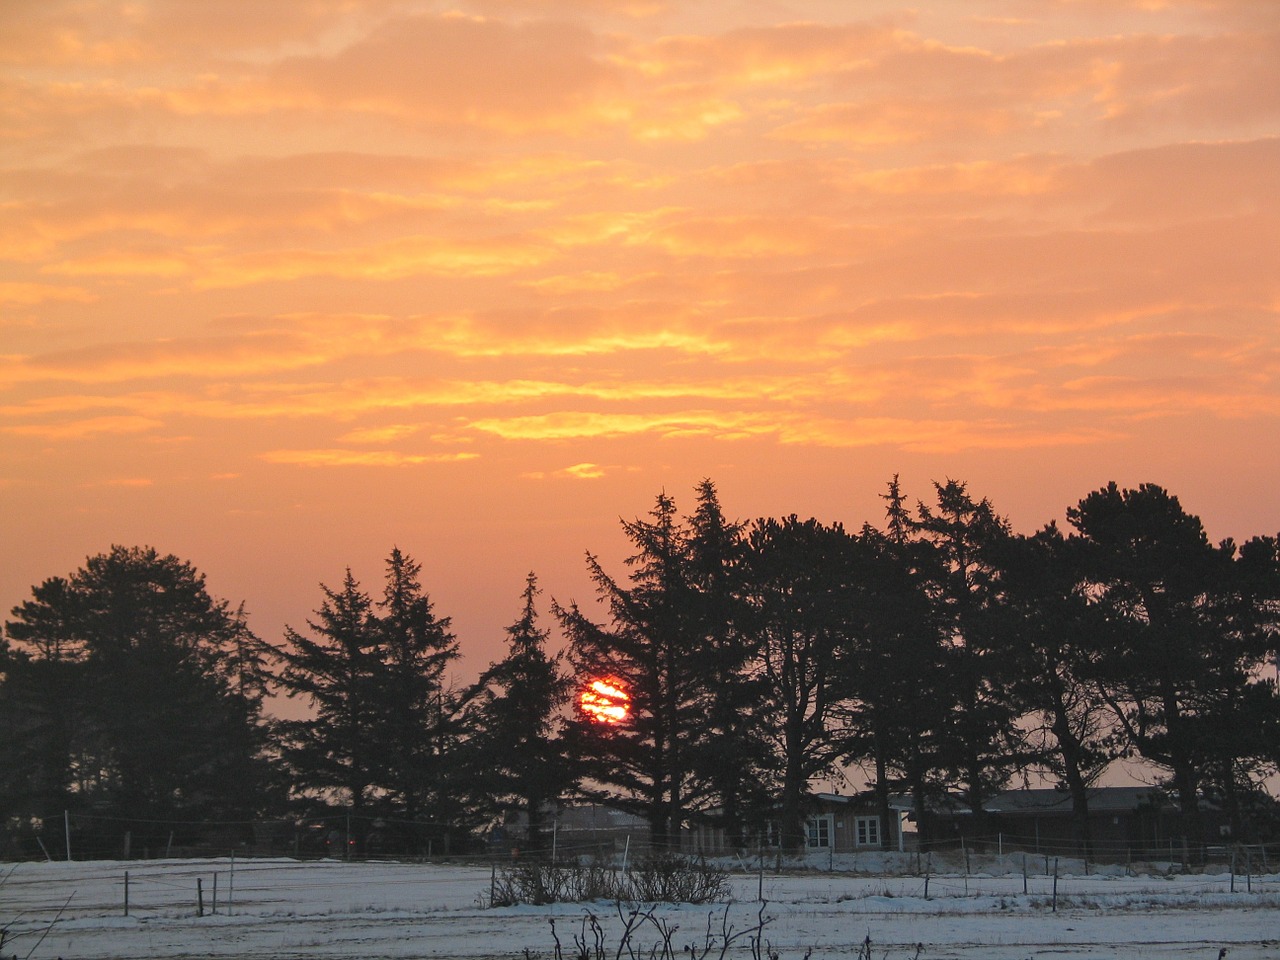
[579,676,631,724]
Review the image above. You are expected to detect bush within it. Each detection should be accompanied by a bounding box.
[491,860,620,906]
[489,854,729,906]
[624,853,730,903]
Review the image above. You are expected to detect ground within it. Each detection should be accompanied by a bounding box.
[2,853,1276,958]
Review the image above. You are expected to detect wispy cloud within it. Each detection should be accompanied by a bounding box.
[1,0,1276,652]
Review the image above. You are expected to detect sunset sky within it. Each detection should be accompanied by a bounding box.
[2,0,1278,685]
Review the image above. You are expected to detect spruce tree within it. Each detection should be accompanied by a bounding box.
[835,479,951,850]
[466,574,574,851]
[272,549,463,851]
[558,489,716,849]
[909,481,1026,831]
[2,547,278,850]
[274,570,382,820]
[1067,483,1280,850]
[683,480,769,848]
[739,515,857,852]
[375,548,461,839]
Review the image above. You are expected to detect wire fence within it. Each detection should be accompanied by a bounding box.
[6,811,1279,880]
[2,850,1277,931]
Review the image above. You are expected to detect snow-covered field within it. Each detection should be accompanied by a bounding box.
[3,854,1277,959]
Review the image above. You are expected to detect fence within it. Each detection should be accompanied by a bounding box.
[2,850,1276,927]
[6,811,1279,881]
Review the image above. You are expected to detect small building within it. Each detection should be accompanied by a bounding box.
[491,803,650,858]
[802,792,900,853]
[907,786,1202,857]
[685,792,899,854]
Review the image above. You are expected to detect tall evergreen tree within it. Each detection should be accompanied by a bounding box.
[375,548,462,832]
[466,574,575,850]
[911,480,1026,831]
[558,489,719,849]
[992,525,1118,855]
[1068,484,1280,849]
[271,549,464,850]
[740,515,856,852]
[835,477,951,849]
[680,481,769,848]
[1,547,278,852]
[274,570,382,818]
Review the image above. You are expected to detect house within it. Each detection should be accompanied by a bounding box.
[489,803,650,858]
[906,786,1204,856]
[684,792,899,855]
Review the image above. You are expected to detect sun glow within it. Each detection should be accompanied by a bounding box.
[579,676,631,724]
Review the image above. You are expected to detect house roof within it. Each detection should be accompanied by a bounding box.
[983,787,1167,815]
[889,786,1171,817]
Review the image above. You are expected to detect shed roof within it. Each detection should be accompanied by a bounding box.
[889,786,1171,817]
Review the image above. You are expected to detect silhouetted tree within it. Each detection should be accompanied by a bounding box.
[681,480,771,848]
[912,480,1026,832]
[992,525,1118,854]
[559,486,741,849]
[1,547,277,853]
[271,549,464,851]
[1067,483,1280,851]
[273,569,382,819]
[740,515,856,852]
[375,548,463,838]
[835,477,952,850]
[464,573,574,850]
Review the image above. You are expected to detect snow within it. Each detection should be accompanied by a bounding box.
[2,853,1277,959]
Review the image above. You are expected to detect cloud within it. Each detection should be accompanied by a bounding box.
[260,448,479,467]
[2,415,163,440]
[0,0,400,67]
[523,461,612,480]
[194,234,556,287]
[338,423,425,444]
[0,328,342,387]
[1069,137,1280,223]
[271,13,619,133]
[464,406,1126,453]
[771,98,1019,146]
[0,282,95,305]
[624,21,903,86]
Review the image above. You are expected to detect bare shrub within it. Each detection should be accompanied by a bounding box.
[491,860,620,906]
[620,853,730,904]
[539,901,776,960]
[490,854,729,906]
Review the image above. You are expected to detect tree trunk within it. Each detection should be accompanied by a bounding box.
[1050,703,1093,858]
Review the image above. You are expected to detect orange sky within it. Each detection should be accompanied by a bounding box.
[2,0,1278,683]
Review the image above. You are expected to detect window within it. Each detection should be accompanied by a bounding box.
[759,821,782,848]
[855,816,881,847]
[806,816,832,848]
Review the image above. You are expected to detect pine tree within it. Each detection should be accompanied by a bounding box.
[683,480,769,848]
[558,489,715,849]
[272,549,464,851]
[911,480,1025,832]
[740,515,857,852]
[835,478,951,850]
[375,548,461,838]
[2,547,277,849]
[1068,483,1280,850]
[466,574,574,851]
[991,524,1117,855]
[274,570,382,818]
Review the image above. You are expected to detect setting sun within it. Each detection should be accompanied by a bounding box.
[0,1,1276,685]
[579,677,632,725]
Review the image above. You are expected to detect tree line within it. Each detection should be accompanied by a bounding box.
[2,478,1278,859]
